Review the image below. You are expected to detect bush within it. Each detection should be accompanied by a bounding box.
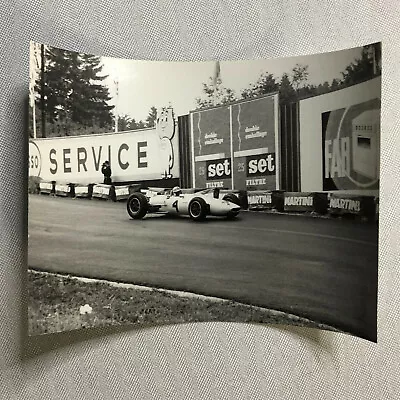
[28,176,42,194]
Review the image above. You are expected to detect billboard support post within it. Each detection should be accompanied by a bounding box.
[274,93,280,190]
[230,105,234,190]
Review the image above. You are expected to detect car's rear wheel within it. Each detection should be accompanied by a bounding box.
[188,197,208,221]
[127,193,149,219]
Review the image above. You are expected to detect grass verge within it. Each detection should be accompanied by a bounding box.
[28,269,342,336]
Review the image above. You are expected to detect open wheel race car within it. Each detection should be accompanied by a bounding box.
[126,186,241,221]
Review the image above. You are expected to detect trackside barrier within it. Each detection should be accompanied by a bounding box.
[283,192,328,214]
[247,190,273,210]
[313,193,329,214]
[328,193,376,219]
[72,184,93,199]
[246,190,288,212]
[113,185,130,201]
[68,183,141,200]
[128,184,145,196]
[91,184,143,201]
[54,183,71,197]
[92,184,112,200]
[39,181,55,195]
[272,191,285,212]
[247,190,377,220]
[284,192,314,212]
[113,184,143,201]
[34,182,379,223]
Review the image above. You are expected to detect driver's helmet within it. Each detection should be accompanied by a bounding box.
[171,186,182,196]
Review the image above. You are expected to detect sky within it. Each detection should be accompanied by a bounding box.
[99,46,363,122]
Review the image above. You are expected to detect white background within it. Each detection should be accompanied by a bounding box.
[1,1,399,399]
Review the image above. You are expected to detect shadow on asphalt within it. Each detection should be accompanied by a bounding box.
[128,213,243,224]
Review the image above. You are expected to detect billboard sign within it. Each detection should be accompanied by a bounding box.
[191,106,232,189]
[231,95,278,190]
[29,107,179,185]
[322,98,380,191]
[191,94,280,190]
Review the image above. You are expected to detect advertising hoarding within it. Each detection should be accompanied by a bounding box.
[29,108,179,185]
[190,94,280,191]
[322,98,380,191]
[191,106,232,189]
[298,76,381,193]
[231,95,278,190]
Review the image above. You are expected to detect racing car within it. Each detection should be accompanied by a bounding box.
[126,186,241,221]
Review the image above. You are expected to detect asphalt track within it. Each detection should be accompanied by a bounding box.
[28,194,378,341]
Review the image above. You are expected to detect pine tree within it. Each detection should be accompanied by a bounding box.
[241,73,279,99]
[340,44,381,87]
[193,44,381,110]
[118,115,132,131]
[145,106,158,128]
[330,78,341,91]
[279,73,297,104]
[291,64,309,92]
[79,53,114,129]
[195,77,237,109]
[36,46,114,136]
[131,119,146,130]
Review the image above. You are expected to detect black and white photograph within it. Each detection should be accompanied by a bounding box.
[28,41,381,342]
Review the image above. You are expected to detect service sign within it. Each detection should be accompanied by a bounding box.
[322,98,380,191]
[231,95,279,190]
[191,106,232,189]
[29,108,180,185]
[29,141,42,177]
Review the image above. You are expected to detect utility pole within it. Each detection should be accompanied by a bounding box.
[29,42,38,139]
[213,60,220,106]
[372,45,377,76]
[114,78,119,133]
[40,44,46,138]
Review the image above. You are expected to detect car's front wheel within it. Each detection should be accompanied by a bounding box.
[127,193,149,219]
[188,197,208,221]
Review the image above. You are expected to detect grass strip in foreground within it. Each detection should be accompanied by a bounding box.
[28,269,342,336]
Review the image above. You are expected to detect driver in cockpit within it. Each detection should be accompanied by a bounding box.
[171,186,182,196]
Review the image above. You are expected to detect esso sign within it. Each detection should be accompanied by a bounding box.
[206,158,231,180]
[247,153,275,176]
[29,141,42,177]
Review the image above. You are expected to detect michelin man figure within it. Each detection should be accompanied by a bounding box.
[156,106,176,179]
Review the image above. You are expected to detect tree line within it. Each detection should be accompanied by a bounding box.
[29,46,160,138]
[195,43,381,109]
[30,43,381,138]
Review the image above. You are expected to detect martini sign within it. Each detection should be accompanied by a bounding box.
[322,98,381,191]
